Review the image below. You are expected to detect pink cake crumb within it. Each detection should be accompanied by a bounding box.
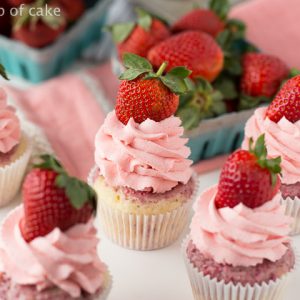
[0,274,103,300]
[120,177,195,204]
[186,240,295,286]
[94,168,195,204]
[281,182,300,199]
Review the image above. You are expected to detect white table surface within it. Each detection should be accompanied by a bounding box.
[2,170,298,300]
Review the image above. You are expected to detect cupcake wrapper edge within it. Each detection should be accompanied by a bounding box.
[281,196,300,235]
[182,236,299,300]
[88,166,200,250]
[0,139,32,207]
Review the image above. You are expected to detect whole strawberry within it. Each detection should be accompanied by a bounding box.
[109,8,170,60]
[148,31,224,82]
[215,134,281,209]
[266,75,300,123]
[176,78,225,130]
[172,9,225,37]
[20,154,96,242]
[241,53,289,98]
[13,1,66,48]
[115,53,191,124]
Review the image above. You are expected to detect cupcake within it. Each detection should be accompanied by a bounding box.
[243,75,300,234]
[0,88,32,206]
[184,135,296,300]
[0,155,111,300]
[90,53,195,250]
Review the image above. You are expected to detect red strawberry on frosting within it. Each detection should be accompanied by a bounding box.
[266,75,300,123]
[115,53,191,124]
[147,31,224,82]
[215,134,281,209]
[109,8,170,60]
[20,154,96,242]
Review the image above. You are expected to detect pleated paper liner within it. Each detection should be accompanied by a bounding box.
[182,237,299,300]
[281,196,300,235]
[0,134,32,207]
[88,166,200,250]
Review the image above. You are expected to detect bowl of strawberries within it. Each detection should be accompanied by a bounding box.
[0,0,111,82]
[109,0,296,163]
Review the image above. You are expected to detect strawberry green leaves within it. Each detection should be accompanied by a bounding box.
[35,154,96,211]
[249,134,282,186]
[107,22,136,44]
[35,154,65,173]
[136,7,152,31]
[119,53,192,95]
[107,7,154,44]
[167,67,191,78]
[216,11,258,78]
[13,1,66,31]
[0,64,9,80]
[41,14,65,30]
[239,93,271,110]
[123,53,153,70]
[213,75,238,100]
[215,20,261,111]
[210,0,230,21]
[159,65,192,95]
[120,52,152,80]
[176,78,225,130]
[289,68,300,79]
[56,174,96,210]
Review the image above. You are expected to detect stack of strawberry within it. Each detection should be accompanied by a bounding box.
[1,0,86,48]
[110,0,297,130]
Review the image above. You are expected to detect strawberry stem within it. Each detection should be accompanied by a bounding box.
[156,62,168,77]
[249,134,282,186]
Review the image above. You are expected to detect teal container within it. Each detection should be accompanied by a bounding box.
[0,0,111,83]
[185,108,256,163]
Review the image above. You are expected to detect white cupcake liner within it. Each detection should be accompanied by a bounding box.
[88,166,200,251]
[0,136,32,207]
[98,199,192,250]
[281,196,300,236]
[182,237,298,300]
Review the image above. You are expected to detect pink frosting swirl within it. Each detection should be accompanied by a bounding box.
[0,206,107,298]
[242,107,300,184]
[95,111,193,193]
[190,185,291,267]
[0,89,21,153]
